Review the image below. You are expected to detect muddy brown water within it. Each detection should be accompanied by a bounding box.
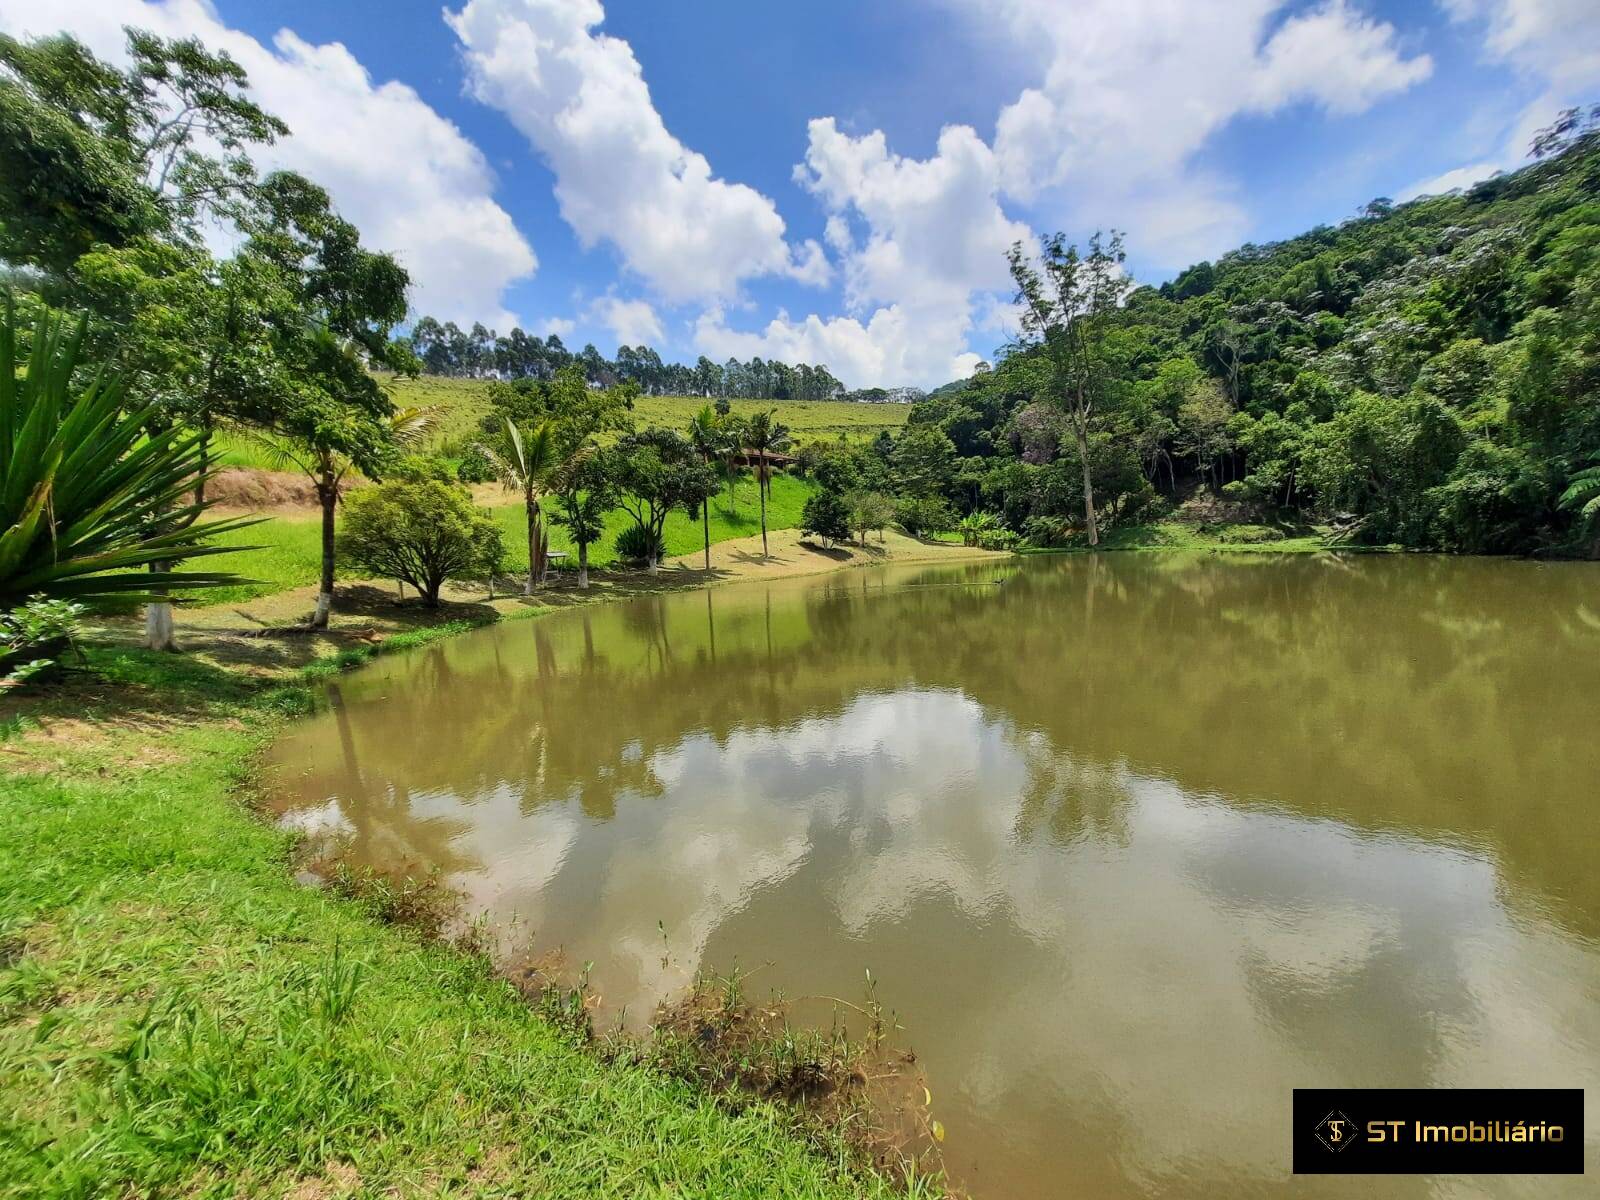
[266,554,1600,1198]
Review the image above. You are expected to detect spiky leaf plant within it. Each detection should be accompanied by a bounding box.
[0,301,256,609]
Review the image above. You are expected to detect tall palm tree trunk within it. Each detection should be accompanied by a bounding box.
[703,500,711,569]
[759,470,769,557]
[534,483,547,598]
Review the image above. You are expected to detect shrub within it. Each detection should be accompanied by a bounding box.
[339,480,503,606]
[388,453,456,484]
[1,596,85,690]
[956,510,1000,547]
[614,522,665,566]
[977,528,1020,551]
[800,489,851,547]
[454,443,497,484]
[894,495,955,538]
[1022,514,1075,547]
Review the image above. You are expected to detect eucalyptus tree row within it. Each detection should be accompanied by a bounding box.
[408,314,847,400]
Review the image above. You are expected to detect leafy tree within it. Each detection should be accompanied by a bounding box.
[481,365,631,590]
[551,454,616,588]
[895,495,955,539]
[0,29,285,277]
[1174,378,1234,486]
[1304,393,1466,544]
[339,479,502,608]
[234,173,416,627]
[611,428,718,572]
[800,489,850,548]
[847,490,897,544]
[1007,231,1131,545]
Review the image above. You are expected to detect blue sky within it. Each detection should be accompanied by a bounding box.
[5,1,1598,386]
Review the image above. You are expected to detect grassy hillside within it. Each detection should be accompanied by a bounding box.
[213,378,909,472]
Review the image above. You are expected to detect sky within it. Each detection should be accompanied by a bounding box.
[5,1,1598,388]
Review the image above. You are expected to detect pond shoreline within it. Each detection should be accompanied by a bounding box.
[2,536,1011,1199]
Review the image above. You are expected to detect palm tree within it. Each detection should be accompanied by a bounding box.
[744,409,791,558]
[0,303,256,612]
[715,412,748,517]
[687,405,726,569]
[482,416,561,594]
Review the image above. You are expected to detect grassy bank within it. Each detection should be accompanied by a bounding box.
[1,533,1009,1197]
[1026,520,1348,555]
[0,622,940,1198]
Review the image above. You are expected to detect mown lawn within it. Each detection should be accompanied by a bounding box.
[208,473,814,604]
[0,639,929,1200]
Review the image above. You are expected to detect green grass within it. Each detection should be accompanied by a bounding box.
[210,473,816,603]
[0,643,928,1199]
[1022,521,1339,555]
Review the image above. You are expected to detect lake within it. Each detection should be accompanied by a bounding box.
[265,554,1600,1198]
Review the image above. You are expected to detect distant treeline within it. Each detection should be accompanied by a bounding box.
[408,316,889,401]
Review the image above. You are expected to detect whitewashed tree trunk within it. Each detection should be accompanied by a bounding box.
[143,600,176,652]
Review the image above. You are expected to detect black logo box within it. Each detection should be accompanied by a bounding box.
[1293,1089,1584,1175]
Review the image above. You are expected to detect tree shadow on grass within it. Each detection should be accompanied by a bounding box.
[795,540,853,561]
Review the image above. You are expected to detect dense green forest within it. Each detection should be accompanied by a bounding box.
[899,120,1600,556]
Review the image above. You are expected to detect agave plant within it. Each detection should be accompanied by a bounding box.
[0,302,256,610]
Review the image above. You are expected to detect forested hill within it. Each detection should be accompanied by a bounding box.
[914,124,1600,556]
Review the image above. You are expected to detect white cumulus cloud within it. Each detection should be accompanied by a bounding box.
[0,0,537,328]
[961,0,1431,264]
[446,0,825,303]
[592,296,663,348]
[714,1,1430,387]
[695,304,986,392]
[697,119,1032,389]
[1441,0,1600,89]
